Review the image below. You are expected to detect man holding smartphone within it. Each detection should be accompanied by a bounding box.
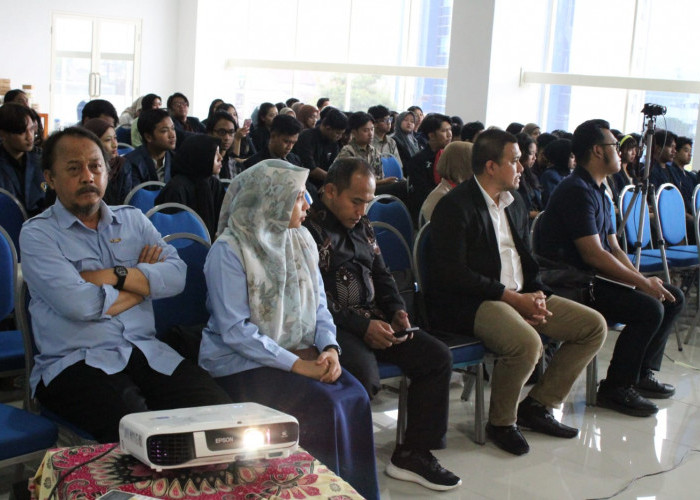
[304,157,460,492]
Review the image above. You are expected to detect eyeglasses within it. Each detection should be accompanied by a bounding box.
[214,128,235,137]
[379,117,393,124]
[599,142,620,152]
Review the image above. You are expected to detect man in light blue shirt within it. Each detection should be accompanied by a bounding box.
[20,127,230,442]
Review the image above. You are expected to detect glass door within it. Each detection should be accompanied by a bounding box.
[50,13,141,130]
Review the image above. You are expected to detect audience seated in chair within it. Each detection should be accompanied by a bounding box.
[536,119,684,418]
[249,102,278,153]
[420,140,473,222]
[198,159,379,500]
[82,118,131,205]
[206,111,244,179]
[125,108,176,186]
[81,99,119,128]
[167,92,205,135]
[429,129,606,456]
[405,113,453,222]
[154,134,226,241]
[130,93,162,148]
[369,104,403,170]
[391,111,420,166]
[20,127,231,443]
[0,103,47,216]
[303,157,461,492]
[540,138,574,207]
[292,107,347,188]
[516,132,543,220]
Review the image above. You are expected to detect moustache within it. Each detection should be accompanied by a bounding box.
[76,186,101,196]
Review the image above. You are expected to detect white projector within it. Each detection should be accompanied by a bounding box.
[119,403,299,471]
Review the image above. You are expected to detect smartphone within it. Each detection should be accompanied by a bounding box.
[243,118,252,128]
[394,326,419,338]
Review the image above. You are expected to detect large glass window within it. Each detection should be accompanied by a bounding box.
[195,0,452,120]
[541,0,700,137]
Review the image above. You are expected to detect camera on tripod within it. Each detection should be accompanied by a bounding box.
[642,103,666,117]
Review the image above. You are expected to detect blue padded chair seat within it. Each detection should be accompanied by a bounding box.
[0,330,24,371]
[378,361,403,379]
[663,248,699,267]
[0,404,58,460]
[632,252,666,272]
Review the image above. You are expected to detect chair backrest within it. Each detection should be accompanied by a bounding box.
[219,178,232,190]
[124,181,166,213]
[620,185,651,249]
[656,183,687,245]
[693,184,700,219]
[117,143,135,156]
[412,222,432,294]
[146,203,211,243]
[371,221,412,272]
[366,194,414,245]
[381,156,404,179]
[153,233,212,336]
[529,211,545,255]
[0,226,18,320]
[115,125,132,145]
[0,187,28,257]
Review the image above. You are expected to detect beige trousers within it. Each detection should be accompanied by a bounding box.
[474,295,607,426]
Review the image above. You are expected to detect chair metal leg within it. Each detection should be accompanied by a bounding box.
[474,363,485,445]
[460,368,476,402]
[395,375,408,445]
[586,356,598,406]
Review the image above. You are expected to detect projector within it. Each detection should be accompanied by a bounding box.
[119,403,299,471]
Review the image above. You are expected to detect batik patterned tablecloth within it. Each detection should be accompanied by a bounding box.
[30,444,364,500]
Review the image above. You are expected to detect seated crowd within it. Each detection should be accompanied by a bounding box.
[2,87,697,498]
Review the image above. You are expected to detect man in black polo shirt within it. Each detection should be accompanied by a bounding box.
[537,119,684,418]
[292,108,347,188]
[243,114,303,170]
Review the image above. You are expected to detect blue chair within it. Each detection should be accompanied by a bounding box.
[0,403,58,476]
[146,203,211,244]
[371,221,412,272]
[381,156,404,179]
[0,187,28,258]
[0,226,25,396]
[655,183,699,266]
[124,181,165,213]
[619,186,667,274]
[115,125,132,145]
[412,222,487,444]
[153,233,211,337]
[16,280,96,442]
[117,143,135,156]
[366,194,414,246]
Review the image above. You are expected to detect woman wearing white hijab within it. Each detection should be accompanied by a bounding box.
[199,159,379,500]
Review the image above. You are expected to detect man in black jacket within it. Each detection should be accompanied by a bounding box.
[430,129,606,456]
[304,157,460,492]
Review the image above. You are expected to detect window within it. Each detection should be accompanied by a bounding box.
[195,0,452,119]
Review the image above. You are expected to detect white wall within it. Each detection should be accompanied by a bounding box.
[445,0,550,128]
[0,0,181,114]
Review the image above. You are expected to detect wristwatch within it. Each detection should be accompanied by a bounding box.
[324,345,341,355]
[113,266,128,290]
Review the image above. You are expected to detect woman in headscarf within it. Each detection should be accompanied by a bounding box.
[82,117,131,205]
[391,110,420,166]
[198,160,379,500]
[420,140,473,222]
[154,134,226,240]
[296,104,319,130]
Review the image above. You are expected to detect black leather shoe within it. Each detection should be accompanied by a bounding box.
[597,379,658,417]
[516,396,578,438]
[486,423,529,455]
[635,372,675,399]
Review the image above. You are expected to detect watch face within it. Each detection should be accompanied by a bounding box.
[115,266,128,277]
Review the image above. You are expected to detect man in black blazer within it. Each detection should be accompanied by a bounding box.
[430,129,607,456]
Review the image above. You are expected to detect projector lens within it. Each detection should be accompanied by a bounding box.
[242,428,265,448]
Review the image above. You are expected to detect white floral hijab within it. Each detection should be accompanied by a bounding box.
[218,160,319,350]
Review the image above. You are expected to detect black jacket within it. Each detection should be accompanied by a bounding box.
[429,177,549,333]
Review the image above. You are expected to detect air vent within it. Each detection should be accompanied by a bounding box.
[147,433,195,466]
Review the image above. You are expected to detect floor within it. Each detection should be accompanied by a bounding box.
[2,324,700,500]
[372,325,700,500]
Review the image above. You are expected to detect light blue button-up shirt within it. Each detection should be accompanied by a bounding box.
[199,240,337,378]
[20,200,186,394]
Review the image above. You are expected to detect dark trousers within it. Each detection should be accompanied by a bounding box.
[336,328,452,451]
[215,368,379,500]
[36,348,231,443]
[591,281,684,386]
